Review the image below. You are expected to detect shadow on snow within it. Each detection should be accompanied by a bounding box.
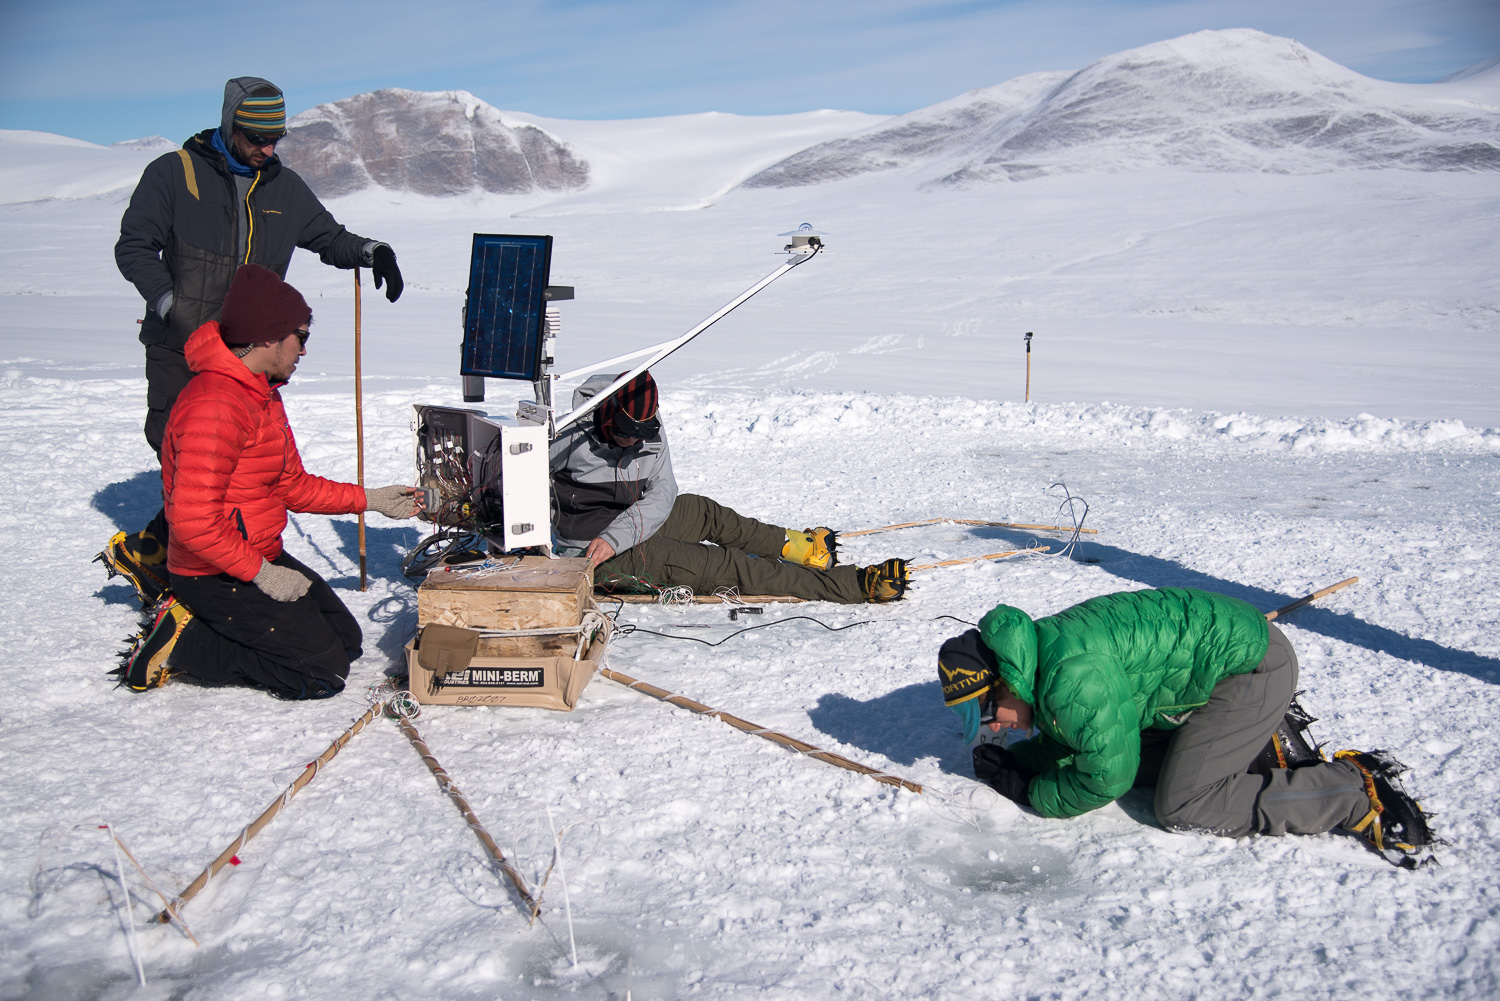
[810,526,1497,771]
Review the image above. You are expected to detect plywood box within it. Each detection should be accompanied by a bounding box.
[404,623,608,709]
[416,555,593,631]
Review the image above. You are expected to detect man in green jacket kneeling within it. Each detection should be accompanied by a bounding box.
[939,587,1434,865]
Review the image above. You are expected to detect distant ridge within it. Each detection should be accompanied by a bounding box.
[110,136,178,152]
[1439,54,1500,84]
[278,88,589,198]
[743,29,1500,189]
[741,72,1068,188]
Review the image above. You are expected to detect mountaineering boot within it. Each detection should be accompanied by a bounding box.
[95,528,170,605]
[860,558,909,603]
[1249,694,1325,775]
[118,596,193,692]
[782,527,838,570]
[1334,749,1437,867]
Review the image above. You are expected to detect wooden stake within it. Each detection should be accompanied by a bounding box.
[395,717,540,920]
[103,827,199,945]
[842,518,1096,538]
[909,545,1048,571]
[154,702,381,923]
[606,593,806,605]
[1024,331,1033,402]
[1265,577,1359,621]
[354,267,367,592]
[599,666,923,793]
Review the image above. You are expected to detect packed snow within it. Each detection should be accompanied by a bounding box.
[2,29,1499,1001]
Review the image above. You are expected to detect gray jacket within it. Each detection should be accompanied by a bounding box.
[549,375,677,554]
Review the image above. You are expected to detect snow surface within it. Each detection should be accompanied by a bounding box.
[3,29,1500,1001]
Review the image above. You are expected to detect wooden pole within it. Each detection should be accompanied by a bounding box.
[909,546,1048,571]
[395,717,540,919]
[104,826,199,945]
[1024,331,1033,402]
[599,666,923,793]
[1265,577,1359,621]
[154,702,382,923]
[842,518,1096,538]
[354,268,367,592]
[608,592,806,605]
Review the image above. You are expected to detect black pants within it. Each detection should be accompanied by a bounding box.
[140,336,195,547]
[170,552,362,700]
[144,340,194,457]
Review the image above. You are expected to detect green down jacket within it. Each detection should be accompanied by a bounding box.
[979,587,1269,819]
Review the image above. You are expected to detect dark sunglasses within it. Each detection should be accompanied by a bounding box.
[241,129,285,148]
[611,409,660,441]
[978,681,1001,726]
[293,327,310,347]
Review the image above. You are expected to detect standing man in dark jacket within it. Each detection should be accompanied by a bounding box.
[939,588,1435,866]
[100,76,404,605]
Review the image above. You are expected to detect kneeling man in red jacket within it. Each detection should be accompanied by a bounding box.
[120,264,418,699]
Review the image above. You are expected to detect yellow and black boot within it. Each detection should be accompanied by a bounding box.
[114,596,193,692]
[1335,749,1438,868]
[95,528,170,605]
[782,527,838,570]
[860,558,909,603]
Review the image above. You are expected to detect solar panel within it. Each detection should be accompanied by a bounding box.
[461,234,553,382]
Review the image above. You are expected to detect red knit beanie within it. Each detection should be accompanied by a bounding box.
[219,264,312,345]
[597,370,661,441]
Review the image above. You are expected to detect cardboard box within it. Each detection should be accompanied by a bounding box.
[405,623,609,709]
[416,555,593,631]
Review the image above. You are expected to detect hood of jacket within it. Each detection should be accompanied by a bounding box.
[220,76,282,139]
[976,603,1039,707]
[184,322,273,400]
[571,373,631,445]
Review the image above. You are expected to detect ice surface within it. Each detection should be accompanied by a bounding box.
[1,28,1498,1001]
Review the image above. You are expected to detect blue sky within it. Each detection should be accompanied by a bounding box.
[2,0,1496,145]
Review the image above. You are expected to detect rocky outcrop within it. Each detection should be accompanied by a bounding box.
[277,89,588,197]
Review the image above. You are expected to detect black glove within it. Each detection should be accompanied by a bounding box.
[371,244,403,302]
[973,743,1036,806]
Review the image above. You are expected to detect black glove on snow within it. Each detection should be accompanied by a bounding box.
[371,244,403,302]
[973,743,1036,806]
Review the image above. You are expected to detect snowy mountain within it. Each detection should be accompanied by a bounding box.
[277,89,591,198]
[744,29,1500,188]
[741,72,1068,188]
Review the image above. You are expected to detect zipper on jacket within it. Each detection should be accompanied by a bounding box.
[233,508,248,540]
[243,171,261,264]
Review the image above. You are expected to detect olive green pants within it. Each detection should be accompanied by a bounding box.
[596,493,865,603]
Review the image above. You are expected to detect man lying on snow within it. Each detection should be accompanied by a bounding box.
[116,264,420,699]
[551,371,909,603]
[938,587,1434,864]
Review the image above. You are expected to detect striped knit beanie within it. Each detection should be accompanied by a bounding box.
[220,264,311,345]
[597,371,661,441]
[234,85,287,137]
